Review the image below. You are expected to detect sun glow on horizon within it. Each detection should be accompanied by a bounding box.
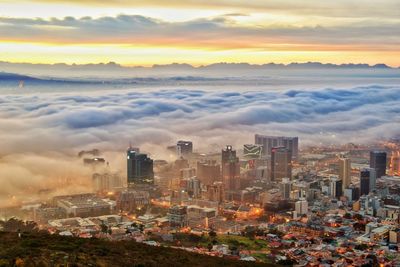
[0,0,399,66]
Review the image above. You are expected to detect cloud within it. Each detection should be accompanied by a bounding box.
[22,0,400,19]
[0,14,399,51]
[1,84,400,206]
[1,85,400,156]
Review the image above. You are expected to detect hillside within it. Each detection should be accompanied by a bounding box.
[0,232,276,267]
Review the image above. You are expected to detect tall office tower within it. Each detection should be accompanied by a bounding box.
[370,151,387,178]
[206,182,225,203]
[197,160,221,186]
[127,148,154,186]
[255,134,299,160]
[270,147,292,182]
[221,145,240,191]
[344,184,360,202]
[295,198,308,216]
[389,151,400,176]
[330,177,343,198]
[280,178,291,199]
[360,168,376,196]
[176,140,193,158]
[93,172,123,193]
[181,176,201,198]
[243,144,263,159]
[338,157,351,191]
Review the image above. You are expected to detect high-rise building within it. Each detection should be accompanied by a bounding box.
[295,198,308,216]
[370,151,387,178]
[330,177,343,198]
[344,184,360,202]
[197,160,221,186]
[243,144,263,159]
[127,148,154,186]
[360,168,376,196]
[177,140,193,158]
[180,168,196,179]
[338,157,351,191]
[92,172,123,193]
[205,182,224,203]
[389,151,400,176]
[221,145,240,191]
[270,147,292,182]
[181,176,201,198]
[280,178,291,199]
[255,134,298,160]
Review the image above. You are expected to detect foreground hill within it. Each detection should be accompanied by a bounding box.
[0,232,276,267]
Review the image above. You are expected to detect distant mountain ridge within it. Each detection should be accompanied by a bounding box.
[0,61,395,70]
[0,61,399,79]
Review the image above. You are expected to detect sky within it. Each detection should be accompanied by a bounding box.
[0,0,399,66]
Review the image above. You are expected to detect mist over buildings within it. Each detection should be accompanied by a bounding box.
[1,70,400,207]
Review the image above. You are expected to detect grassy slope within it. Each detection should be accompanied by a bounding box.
[0,232,276,267]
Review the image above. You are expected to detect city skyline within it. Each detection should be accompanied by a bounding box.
[1,1,400,266]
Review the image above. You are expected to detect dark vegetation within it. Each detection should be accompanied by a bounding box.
[0,231,276,267]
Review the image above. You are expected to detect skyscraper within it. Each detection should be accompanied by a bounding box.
[176,140,193,158]
[255,134,299,160]
[360,168,376,196]
[330,177,343,198]
[280,178,291,199]
[270,147,292,182]
[197,160,221,186]
[295,198,308,216]
[221,145,240,191]
[243,144,263,159]
[389,151,400,176]
[206,182,224,203]
[127,148,154,186]
[338,157,351,191]
[370,151,387,178]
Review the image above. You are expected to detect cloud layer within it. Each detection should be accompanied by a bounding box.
[0,14,399,51]
[1,84,400,206]
[1,85,400,156]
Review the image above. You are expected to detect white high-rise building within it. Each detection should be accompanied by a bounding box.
[280,178,291,199]
[295,198,308,215]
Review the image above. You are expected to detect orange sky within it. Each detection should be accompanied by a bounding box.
[0,0,399,66]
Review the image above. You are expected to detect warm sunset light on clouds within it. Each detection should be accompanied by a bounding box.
[0,0,399,66]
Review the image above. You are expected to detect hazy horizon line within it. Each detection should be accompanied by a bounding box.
[1,60,399,69]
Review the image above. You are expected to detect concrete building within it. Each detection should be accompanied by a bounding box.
[168,205,188,228]
[177,140,193,158]
[53,194,115,218]
[360,168,376,196]
[370,151,387,178]
[92,172,124,193]
[270,147,292,181]
[221,145,240,191]
[280,178,291,199]
[197,160,221,186]
[338,157,351,191]
[116,190,150,212]
[243,144,263,159]
[295,198,308,216]
[205,182,225,203]
[255,134,298,160]
[330,177,343,198]
[127,147,154,186]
